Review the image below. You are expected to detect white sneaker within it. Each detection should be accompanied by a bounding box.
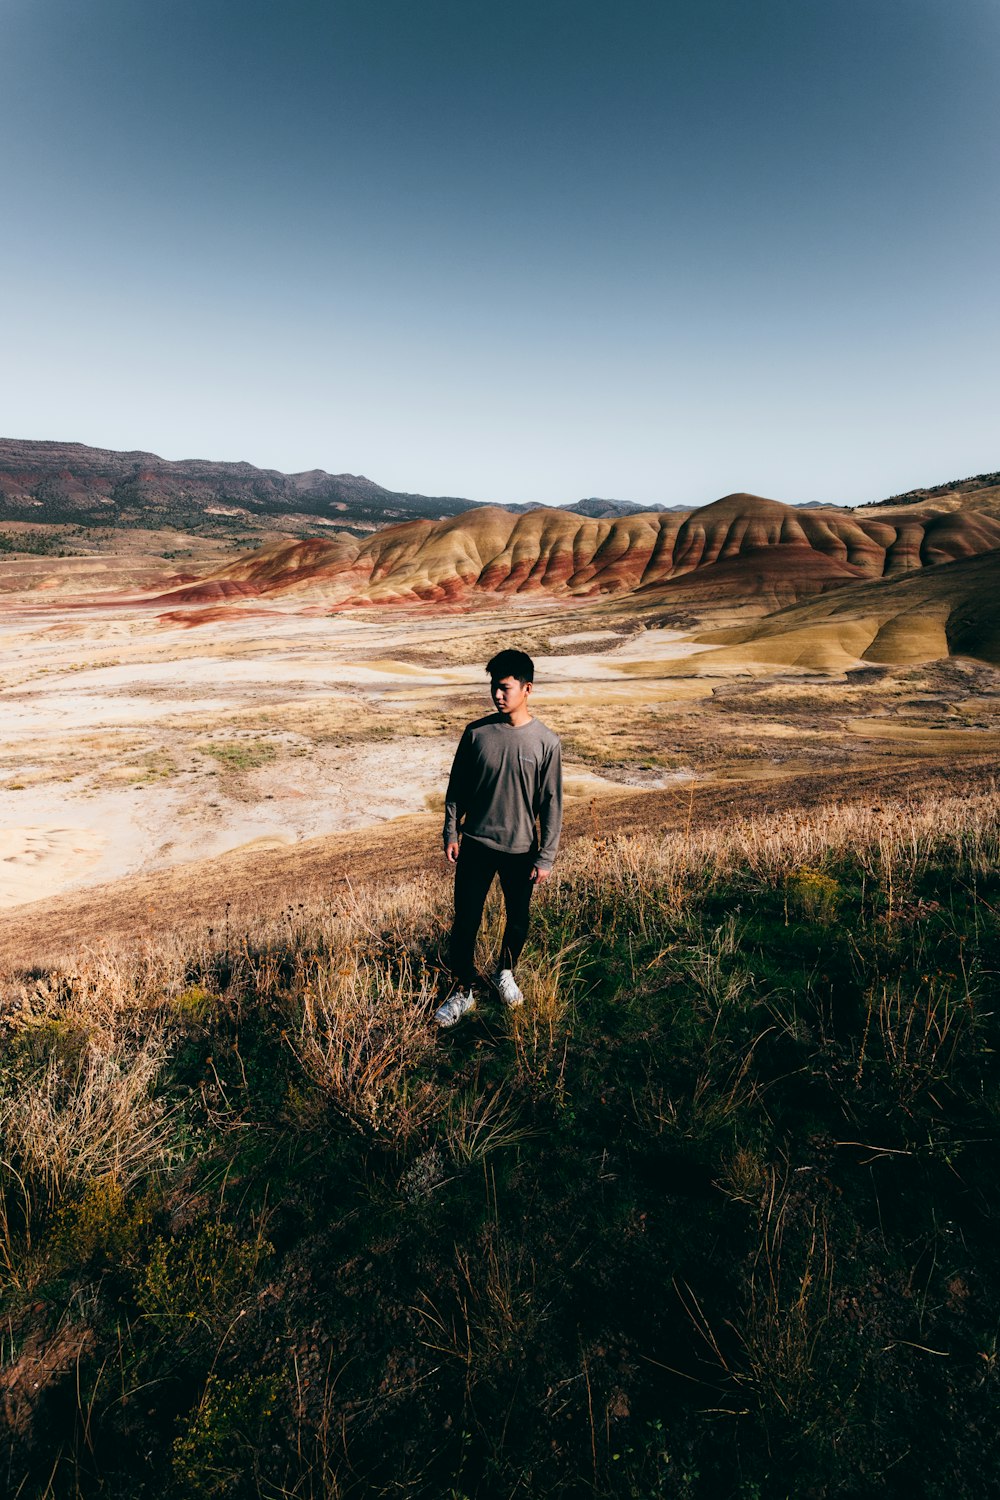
[493,969,524,1009]
[434,990,477,1027]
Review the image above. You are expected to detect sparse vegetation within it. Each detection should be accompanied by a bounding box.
[2,787,999,1495]
[217,697,465,750]
[0,529,81,557]
[127,751,180,785]
[199,739,280,773]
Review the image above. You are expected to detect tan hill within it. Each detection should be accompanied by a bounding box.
[148,493,1000,611]
[689,547,1000,673]
[861,469,1000,522]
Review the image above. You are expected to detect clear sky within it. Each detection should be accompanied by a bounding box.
[2,0,998,507]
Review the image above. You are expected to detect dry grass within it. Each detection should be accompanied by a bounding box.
[444,1086,534,1165]
[1,1033,177,1202]
[292,950,438,1136]
[416,1220,546,1384]
[0,988,179,1292]
[651,785,1000,888]
[1,773,999,1494]
[3,774,991,1187]
[710,1175,839,1425]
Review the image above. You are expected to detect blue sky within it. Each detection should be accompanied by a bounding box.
[1,0,998,506]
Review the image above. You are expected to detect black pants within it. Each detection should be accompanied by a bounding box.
[450,836,536,986]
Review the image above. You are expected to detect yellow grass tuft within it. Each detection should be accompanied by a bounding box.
[292,950,438,1137]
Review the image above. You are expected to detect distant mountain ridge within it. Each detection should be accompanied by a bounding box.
[0,439,479,532]
[876,470,1000,505]
[526,497,681,518]
[3,438,998,539]
[0,439,693,531]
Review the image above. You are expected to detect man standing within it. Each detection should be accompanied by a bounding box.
[435,648,563,1027]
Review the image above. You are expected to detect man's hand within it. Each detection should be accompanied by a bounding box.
[445,841,461,864]
[531,865,551,884]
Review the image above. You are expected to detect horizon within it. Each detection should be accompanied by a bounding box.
[4,432,990,513]
[2,1,998,507]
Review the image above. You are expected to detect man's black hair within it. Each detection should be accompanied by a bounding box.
[487,648,534,684]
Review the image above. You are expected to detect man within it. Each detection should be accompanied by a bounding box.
[435,648,563,1027]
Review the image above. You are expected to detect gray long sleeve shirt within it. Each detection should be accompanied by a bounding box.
[442,713,563,869]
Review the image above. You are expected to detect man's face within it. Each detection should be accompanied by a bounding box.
[491,675,531,716]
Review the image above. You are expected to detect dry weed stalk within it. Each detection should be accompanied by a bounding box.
[445,1087,534,1165]
[874,977,964,1110]
[734,1175,841,1429]
[0,1162,34,1291]
[292,950,437,1136]
[511,940,583,1092]
[676,1168,838,1426]
[416,1228,544,1380]
[1,1030,178,1204]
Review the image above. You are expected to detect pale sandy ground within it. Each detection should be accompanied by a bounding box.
[0,605,700,911]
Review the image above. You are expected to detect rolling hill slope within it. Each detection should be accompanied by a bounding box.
[148,494,1000,611]
[689,547,1000,671]
[862,469,1000,521]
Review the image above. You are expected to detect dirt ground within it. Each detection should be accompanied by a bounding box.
[1,753,995,973]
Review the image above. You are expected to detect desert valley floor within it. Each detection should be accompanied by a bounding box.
[0,600,721,902]
[2,556,999,966]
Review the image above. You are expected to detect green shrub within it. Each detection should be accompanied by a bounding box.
[786,864,842,923]
[139,1218,272,1351]
[49,1173,158,1270]
[200,740,278,772]
[172,1373,279,1497]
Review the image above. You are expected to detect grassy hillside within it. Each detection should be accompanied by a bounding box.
[2,790,999,1497]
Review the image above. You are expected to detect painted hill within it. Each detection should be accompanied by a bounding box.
[689,547,1000,672]
[147,494,1000,611]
